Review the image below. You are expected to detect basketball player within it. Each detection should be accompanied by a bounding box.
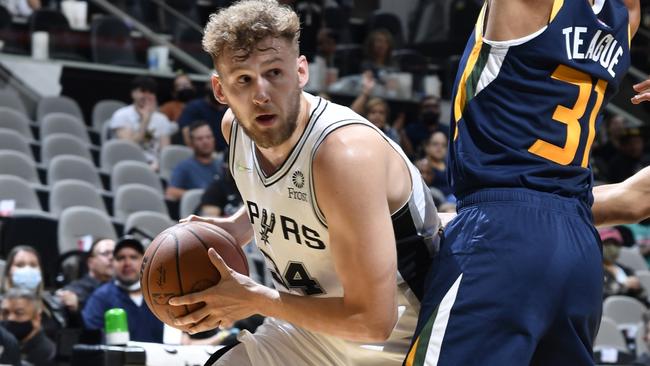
[169,1,439,365]
[404,0,644,365]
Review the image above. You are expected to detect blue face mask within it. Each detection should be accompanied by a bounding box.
[11,266,42,291]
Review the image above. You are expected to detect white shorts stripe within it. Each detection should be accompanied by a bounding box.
[424,273,463,365]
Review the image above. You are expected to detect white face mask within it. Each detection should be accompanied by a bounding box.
[12,266,42,291]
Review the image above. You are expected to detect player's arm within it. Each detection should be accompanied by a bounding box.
[171,127,399,342]
[592,166,650,226]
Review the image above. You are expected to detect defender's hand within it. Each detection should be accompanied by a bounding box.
[631,78,650,104]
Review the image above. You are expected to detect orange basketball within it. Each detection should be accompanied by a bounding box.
[140,221,249,329]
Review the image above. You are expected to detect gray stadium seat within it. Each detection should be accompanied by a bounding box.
[111,160,163,193]
[58,206,117,255]
[180,188,204,219]
[159,145,193,181]
[0,89,28,115]
[125,211,174,240]
[114,184,168,221]
[603,295,647,326]
[40,113,91,144]
[0,175,42,211]
[0,150,40,184]
[36,95,84,123]
[636,321,648,357]
[49,179,108,215]
[100,139,148,173]
[618,247,648,273]
[0,128,34,159]
[594,317,627,349]
[92,99,126,132]
[47,155,103,189]
[41,134,92,165]
[0,107,35,141]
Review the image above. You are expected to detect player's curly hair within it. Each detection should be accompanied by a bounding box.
[202,0,301,68]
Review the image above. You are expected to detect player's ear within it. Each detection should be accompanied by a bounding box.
[297,55,309,89]
[211,73,228,105]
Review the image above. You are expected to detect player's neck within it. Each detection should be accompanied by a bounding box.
[256,94,310,172]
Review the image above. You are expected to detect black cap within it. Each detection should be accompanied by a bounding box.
[113,236,145,256]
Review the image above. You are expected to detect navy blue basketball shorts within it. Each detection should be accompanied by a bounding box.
[405,188,602,366]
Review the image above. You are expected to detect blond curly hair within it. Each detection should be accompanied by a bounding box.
[202,0,301,67]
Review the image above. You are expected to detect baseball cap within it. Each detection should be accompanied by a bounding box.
[598,227,623,245]
[113,236,145,256]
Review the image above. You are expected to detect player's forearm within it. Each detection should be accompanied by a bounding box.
[592,166,650,226]
[255,287,397,342]
[227,206,255,246]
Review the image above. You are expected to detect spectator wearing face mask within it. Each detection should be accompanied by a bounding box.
[0,288,56,366]
[82,237,163,343]
[159,73,197,122]
[403,95,446,158]
[1,246,66,341]
[601,227,646,302]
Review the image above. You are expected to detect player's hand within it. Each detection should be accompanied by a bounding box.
[168,248,266,334]
[631,78,650,104]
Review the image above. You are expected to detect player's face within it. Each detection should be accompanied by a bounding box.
[113,247,143,285]
[212,37,309,149]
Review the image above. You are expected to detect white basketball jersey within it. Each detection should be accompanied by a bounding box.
[229,92,440,362]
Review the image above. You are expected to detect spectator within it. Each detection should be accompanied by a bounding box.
[403,95,446,157]
[165,121,223,201]
[0,324,20,366]
[608,127,650,183]
[594,114,627,163]
[0,288,55,366]
[350,72,403,145]
[82,237,163,343]
[601,227,646,301]
[109,76,175,170]
[200,158,241,218]
[55,238,115,326]
[0,0,40,17]
[419,131,452,197]
[315,28,339,69]
[177,81,228,152]
[159,73,196,122]
[0,246,65,337]
[638,310,650,365]
[361,28,398,78]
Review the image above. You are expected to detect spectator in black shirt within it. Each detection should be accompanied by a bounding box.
[608,127,650,183]
[0,325,20,366]
[200,161,242,218]
[1,288,55,366]
[55,238,115,326]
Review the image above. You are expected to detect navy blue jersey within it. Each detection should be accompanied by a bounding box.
[449,0,631,203]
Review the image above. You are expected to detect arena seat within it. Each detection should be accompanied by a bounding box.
[0,107,35,141]
[0,89,28,116]
[41,134,92,165]
[603,296,647,326]
[159,145,193,181]
[111,160,164,194]
[58,206,118,255]
[49,180,108,216]
[114,184,169,221]
[125,211,174,241]
[0,128,35,159]
[100,139,148,173]
[47,155,103,189]
[179,188,203,219]
[41,113,91,144]
[36,95,84,123]
[92,99,127,132]
[0,150,40,184]
[0,174,42,211]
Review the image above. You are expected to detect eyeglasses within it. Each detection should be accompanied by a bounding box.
[92,250,113,258]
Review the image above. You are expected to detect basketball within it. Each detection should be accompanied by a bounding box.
[140,221,249,329]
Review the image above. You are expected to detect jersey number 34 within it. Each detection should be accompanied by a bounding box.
[528,64,608,168]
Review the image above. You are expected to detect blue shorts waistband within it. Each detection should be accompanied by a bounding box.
[456,188,590,216]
